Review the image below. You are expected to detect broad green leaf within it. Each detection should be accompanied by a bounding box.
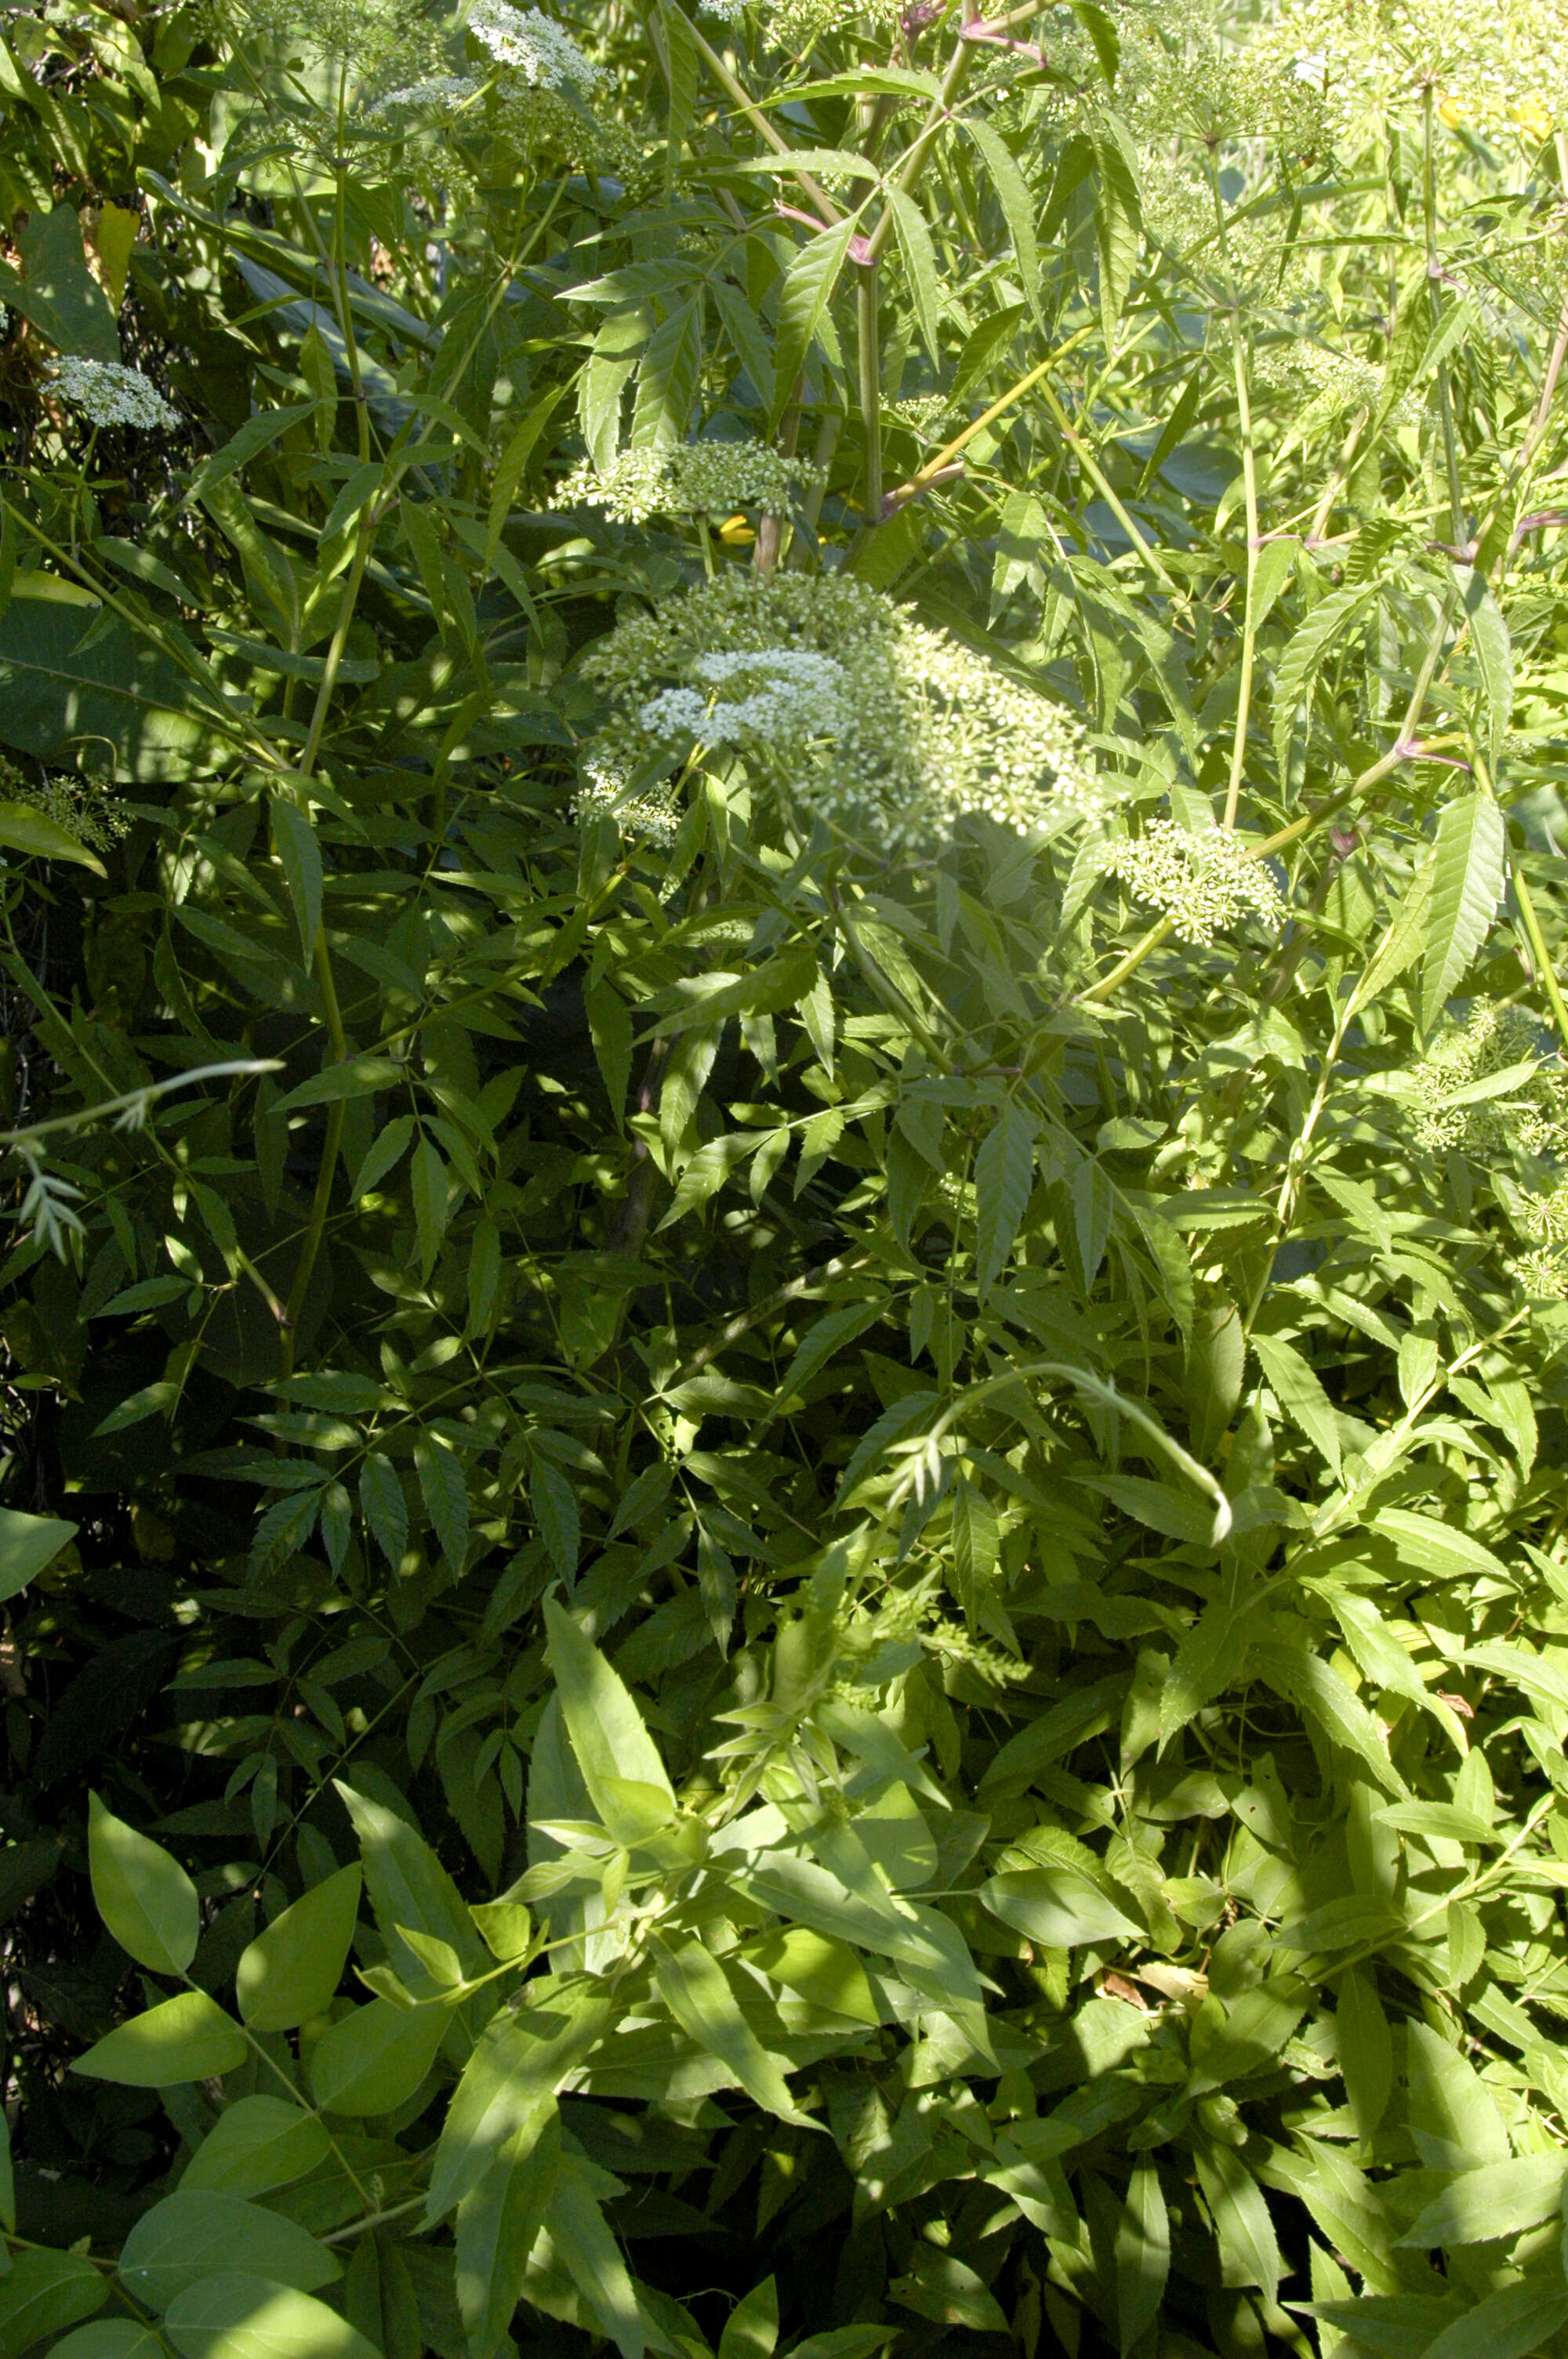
[719,2280,779,2359]
[0,798,106,874]
[164,2277,380,2359]
[183,2097,332,2196]
[50,2328,164,2359]
[1251,1332,1341,1475]
[1271,583,1377,773]
[746,1928,880,2025]
[118,2192,339,2308]
[542,1598,676,1840]
[270,796,323,970]
[426,1983,611,2222]
[549,2150,646,2359]
[1458,566,1513,772]
[414,1434,469,1574]
[1421,2280,1568,2359]
[1398,2154,1568,2248]
[978,1867,1142,1948]
[88,1793,198,1976]
[73,1991,247,2085]
[1338,1968,1392,2138]
[307,1997,445,2117]
[1421,795,1504,1031]
[235,1865,361,2031]
[1116,2164,1170,2357]
[0,1504,78,1605]
[1195,2139,1281,2301]
[974,1104,1036,1296]
[1,203,118,358]
[771,213,861,430]
[891,2255,1009,2335]
[336,1784,485,2000]
[0,598,235,780]
[0,2249,106,2359]
[651,1934,819,2127]
[456,2103,561,2359]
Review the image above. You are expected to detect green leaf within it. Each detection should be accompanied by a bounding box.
[0,1503,78,1605]
[235,1864,361,2032]
[359,1454,408,1572]
[456,2103,561,2359]
[118,2192,339,2308]
[1459,566,1513,772]
[426,1983,611,2222]
[0,2105,10,2234]
[307,1997,446,2117]
[183,2096,332,2196]
[531,1455,579,1580]
[72,1991,247,2085]
[974,1104,1036,1296]
[0,598,235,781]
[1420,795,1504,1031]
[164,2277,380,2359]
[0,798,107,874]
[771,214,861,431]
[336,1785,485,2001]
[978,1867,1142,1948]
[746,1928,880,2025]
[1398,2154,1568,2248]
[1420,2280,1568,2359]
[1271,582,1377,774]
[0,203,118,358]
[964,118,1044,329]
[885,187,945,365]
[1088,121,1142,349]
[1337,1967,1392,2138]
[89,1790,199,1976]
[585,977,632,1130]
[719,2280,779,2359]
[542,1598,677,1841]
[1116,2164,1170,2357]
[415,1434,469,1574]
[270,797,324,971]
[550,2151,647,2359]
[1195,2140,1281,2302]
[1251,1332,1341,1475]
[50,2328,164,2359]
[0,2249,106,2359]
[651,1934,818,2128]
[891,2255,1009,2335]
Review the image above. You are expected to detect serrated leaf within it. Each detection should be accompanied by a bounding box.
[975,1104,1036,1296]
[414,1433,468,1573]
[1421,795,1504,1031]
[1251,1332,1341,1475]
[771,214,861,431]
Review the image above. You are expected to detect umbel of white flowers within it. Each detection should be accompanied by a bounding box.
[466,0,604,87]
[1101,819,1285,943]
[47,359,180,432]
[554,441,821,525]
[580,572,1092,854]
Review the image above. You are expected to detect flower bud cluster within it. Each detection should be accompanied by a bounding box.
[1408,1002,1566,1155]
[47,359,180,433]
[697,0,902,37]
[581,571,1093,854]
[554,440,819,525]
[1257,344,1427,431]
[2,768,131,852]
[1509,1247,1568,1302]
[1102,820,1285,943]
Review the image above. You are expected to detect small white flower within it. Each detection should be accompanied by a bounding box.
[371,73,481,114]
[47,358,180,432]
[1105,820,1284,943]
[1291,49,1329,84]
[466,0,604,88]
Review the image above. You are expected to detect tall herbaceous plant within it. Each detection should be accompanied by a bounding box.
[5,1,1568,2357]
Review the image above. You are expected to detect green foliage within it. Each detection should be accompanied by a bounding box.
[7,2,1568,2358]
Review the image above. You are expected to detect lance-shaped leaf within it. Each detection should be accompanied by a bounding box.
[651,1934,821,2128]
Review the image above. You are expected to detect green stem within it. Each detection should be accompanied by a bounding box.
[857,256,884,525]
[1222,320,1261,829]
[1423,83,1467,545]
[1512,861,1568,1052]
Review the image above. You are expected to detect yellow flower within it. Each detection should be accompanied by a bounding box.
[717,513,756,545]
[1511,93,1553,142]
[1437,89,1472,127]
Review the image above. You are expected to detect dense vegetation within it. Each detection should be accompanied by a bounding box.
[5,2,1568,2357]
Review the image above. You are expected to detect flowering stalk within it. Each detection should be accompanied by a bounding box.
[1221,322,1261,829]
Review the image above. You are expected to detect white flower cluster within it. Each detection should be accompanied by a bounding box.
[1510,1247,1568,1302]
[1258,344,1427,431]
[583,572,1093,855]
[1520,1182,1568,1242]
[466,0,603,88]
[1409,1002,1568,1155]
[641,649,848,747]
[698,0,901,36]
[1247,0,1567,145]
[370,74,480,115]
[1111,0,1332,151]
[573,758,680,849]
[554,441,818,525]
[1102,820,1285,943]
[47,359,180,433]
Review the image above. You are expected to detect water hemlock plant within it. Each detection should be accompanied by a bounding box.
[4,2,1568,2358]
